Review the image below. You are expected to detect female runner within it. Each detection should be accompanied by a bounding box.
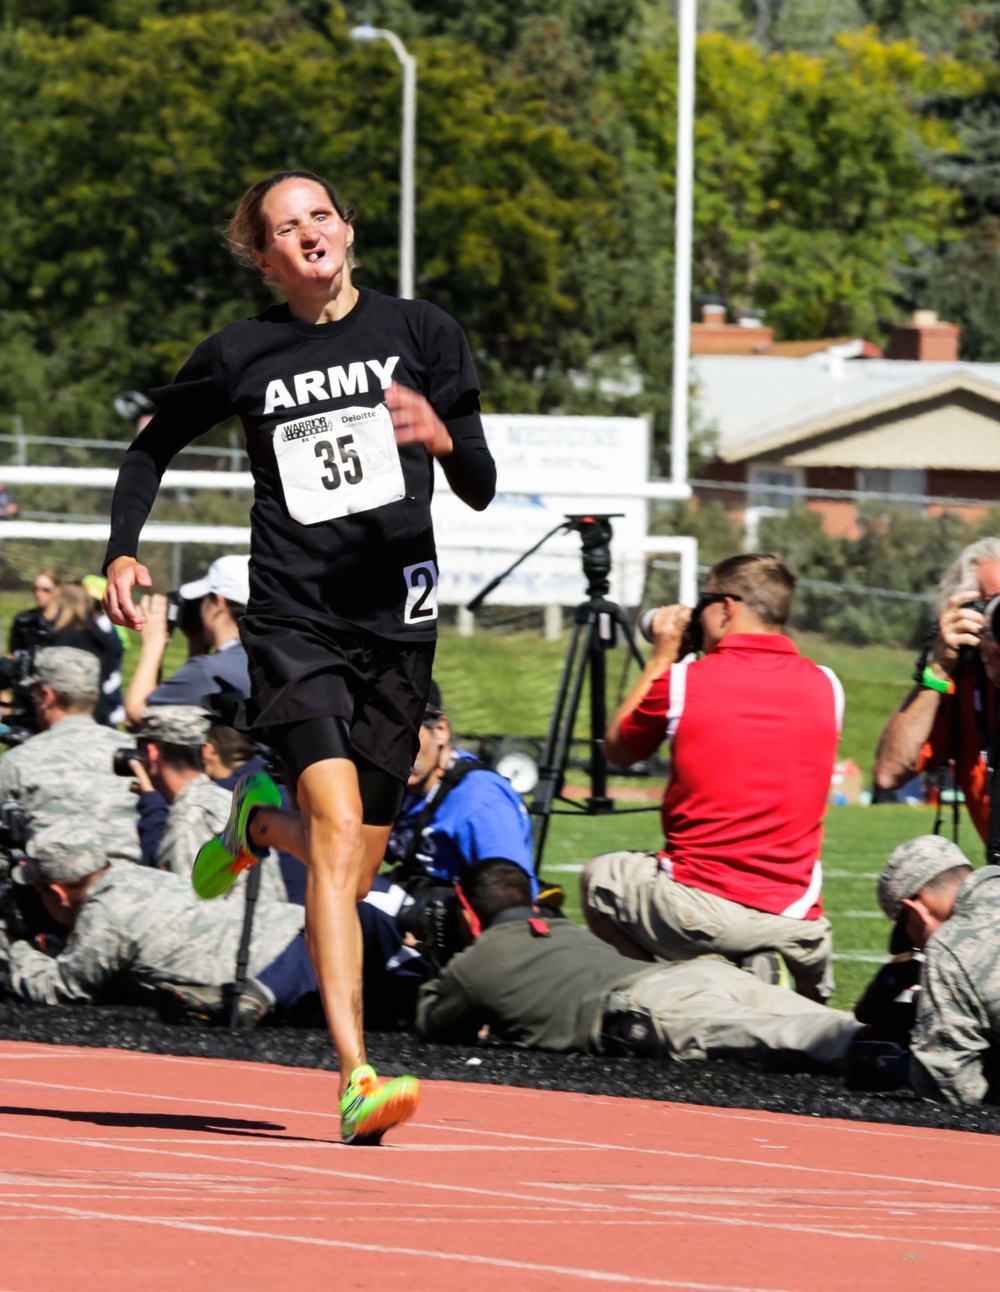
[104,170,495,1142]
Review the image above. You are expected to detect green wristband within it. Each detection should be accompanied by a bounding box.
[921,665,954,695]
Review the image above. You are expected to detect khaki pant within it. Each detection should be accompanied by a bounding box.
[585,850,834,1002]
[597,958,860,1066]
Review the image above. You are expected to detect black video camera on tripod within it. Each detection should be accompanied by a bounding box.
[468,513,658,872]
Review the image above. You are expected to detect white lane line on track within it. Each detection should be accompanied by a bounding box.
[0,1199,801,1292]
[0,1125,996,1219]
[6,1191,1000,1264]
[2,1076,998,1192]
[3,1064,997,1151]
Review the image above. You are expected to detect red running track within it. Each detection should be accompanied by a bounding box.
[0,1039,997,1291]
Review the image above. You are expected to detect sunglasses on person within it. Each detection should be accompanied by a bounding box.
[695,590,743,610]
[33,583,56,593]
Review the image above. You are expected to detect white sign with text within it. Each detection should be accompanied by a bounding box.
[432,414,651,608]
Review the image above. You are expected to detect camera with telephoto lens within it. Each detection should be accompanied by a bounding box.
[166,590,204,638]
[112,746,142,777]
[639,593,722,657]
[959,595,1000,665]
[0,648,40,741]
[0,799,62,952]
[395,884,465,971]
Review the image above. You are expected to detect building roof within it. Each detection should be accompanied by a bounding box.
[693,355,1000,463]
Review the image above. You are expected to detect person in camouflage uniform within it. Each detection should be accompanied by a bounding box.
[877,834,1000,1106]
[0,817,430,1026]
[132,705,285,902]
[0,647,139,863]
[0,818,304,1005]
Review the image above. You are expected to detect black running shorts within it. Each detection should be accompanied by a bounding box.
[239,613,435,789]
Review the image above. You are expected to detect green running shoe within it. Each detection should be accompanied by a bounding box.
[192,771,281,900]
[340,1064,421,1146]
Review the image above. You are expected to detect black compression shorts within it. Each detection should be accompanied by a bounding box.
[275,715,405,826]
[239,613,434,792]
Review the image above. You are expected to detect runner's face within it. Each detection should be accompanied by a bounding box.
[254,179,354,294]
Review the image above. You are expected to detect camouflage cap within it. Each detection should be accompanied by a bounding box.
[878,834,972,954]
[28,646,100,695]
[135,704,212,747]
[13,818,110,886]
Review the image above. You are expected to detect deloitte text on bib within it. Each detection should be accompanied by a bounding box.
[274,403,405,525]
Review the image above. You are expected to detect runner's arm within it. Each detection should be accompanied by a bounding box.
[437,400,496,512]
[103,337,233,627]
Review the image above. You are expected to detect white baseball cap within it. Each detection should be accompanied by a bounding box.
[178,554,250,605]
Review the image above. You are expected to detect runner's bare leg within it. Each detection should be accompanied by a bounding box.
[294,759,393,1095]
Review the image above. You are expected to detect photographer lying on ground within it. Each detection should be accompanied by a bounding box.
[581,554,843,1002]
[417,860,865,1070]
[877,834,1000,1107]
[0,817,431,1028]
[123,555,251,727]
[0,647,140,863]
[196,677,546,960]
[875,538,1000,851]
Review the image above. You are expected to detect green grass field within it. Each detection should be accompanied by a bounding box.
[1,590,951,1012]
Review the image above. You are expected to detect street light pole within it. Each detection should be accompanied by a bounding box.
[670,0,696,489]
[350,24,416,300]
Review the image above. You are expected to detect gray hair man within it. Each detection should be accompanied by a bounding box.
[0,647,139,862]
[876,834,1000,1106]
[131,705,285,902]
[875,538,1000,845]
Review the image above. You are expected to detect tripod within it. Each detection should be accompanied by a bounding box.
[528,516,650,870]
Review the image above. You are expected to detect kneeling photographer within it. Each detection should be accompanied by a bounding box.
[581,554,844,1002]
[875,538,1000,854]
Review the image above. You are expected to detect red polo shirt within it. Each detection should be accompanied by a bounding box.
[617,634,843,919]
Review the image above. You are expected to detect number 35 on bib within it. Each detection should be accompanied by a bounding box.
[404,561,438,625]
[273,403,405,525]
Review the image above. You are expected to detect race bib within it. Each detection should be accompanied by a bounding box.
[273,403,405,526]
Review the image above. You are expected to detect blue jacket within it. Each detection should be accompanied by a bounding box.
[387,751,538,894]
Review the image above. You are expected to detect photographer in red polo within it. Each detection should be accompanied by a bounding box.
[581,554,843,1002]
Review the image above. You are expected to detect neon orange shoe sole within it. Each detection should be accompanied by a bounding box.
[340,1066,420,1146]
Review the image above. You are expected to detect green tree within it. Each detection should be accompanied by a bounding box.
[607,28,961,343]
[904,12,1000,358]
[0,7,616,435]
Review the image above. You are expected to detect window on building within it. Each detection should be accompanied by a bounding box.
[857,469,927,511]
[748,467,802,510]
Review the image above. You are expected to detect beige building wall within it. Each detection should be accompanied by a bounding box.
[777,394,1000,471]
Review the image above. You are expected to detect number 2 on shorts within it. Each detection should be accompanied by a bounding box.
[403,561,439,624]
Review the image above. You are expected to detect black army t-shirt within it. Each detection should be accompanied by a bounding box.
[105,290,489,641]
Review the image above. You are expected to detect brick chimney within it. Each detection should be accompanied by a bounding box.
[887,310,960,362]
[690,303,774,355]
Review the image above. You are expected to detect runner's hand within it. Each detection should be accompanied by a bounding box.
[386,382,453,458]
[104,556,154,630]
